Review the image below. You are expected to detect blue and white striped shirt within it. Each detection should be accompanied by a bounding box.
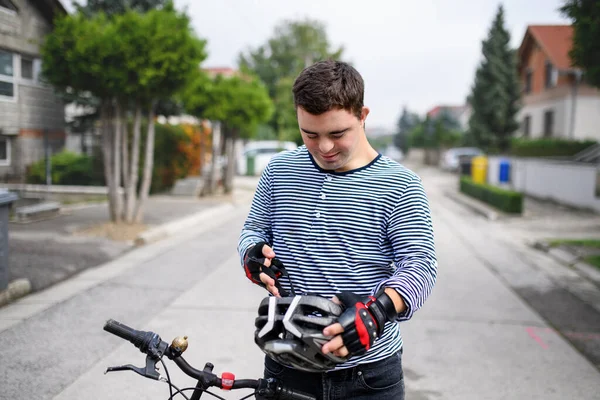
[238,146,437,369]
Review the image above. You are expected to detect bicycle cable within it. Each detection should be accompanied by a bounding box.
[166,387,226,400]
[160,358,177,400]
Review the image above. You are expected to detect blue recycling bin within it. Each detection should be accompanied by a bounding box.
[499,159,510,183]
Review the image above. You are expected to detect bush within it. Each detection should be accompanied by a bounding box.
[510,138,596,157]
[150,123,203,193]
[460,176,523,214]
[27,150,104,186]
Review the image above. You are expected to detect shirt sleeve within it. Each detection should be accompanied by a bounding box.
[237,162,274,264]
[375,175,438,321]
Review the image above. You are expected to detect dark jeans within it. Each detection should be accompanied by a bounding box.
[260,350,404,400]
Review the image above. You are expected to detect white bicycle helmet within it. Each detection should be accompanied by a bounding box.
[254,295,349,372]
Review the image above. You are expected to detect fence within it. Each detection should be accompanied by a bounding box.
[486,156,600,213]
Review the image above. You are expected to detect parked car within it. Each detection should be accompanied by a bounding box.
[440,147,484,172]
[237,141,298,176]
[382,145,404,162]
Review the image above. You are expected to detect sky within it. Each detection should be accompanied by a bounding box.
[64,0,571,132]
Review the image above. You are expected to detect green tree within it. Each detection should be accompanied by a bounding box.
[560,0,600,89]
[394,106,420,154]
[41,4,206,223]
[184,73,273,194]
[238,19,344,143]
[467,5,521,153]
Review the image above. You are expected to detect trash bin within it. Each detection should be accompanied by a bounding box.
[471,156,488,184]
[0,189,18,291]
[499,159,510,184]
[458,156,472,176]
[246,155,256,176]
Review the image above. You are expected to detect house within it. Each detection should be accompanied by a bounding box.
[0,0,67,182]
[426,104,471,132]
[517,25,600,141]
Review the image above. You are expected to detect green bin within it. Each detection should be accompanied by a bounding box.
[246,155,256,176]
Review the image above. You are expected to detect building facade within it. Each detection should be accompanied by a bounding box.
[517,25,600,141]
[0,0,67,181]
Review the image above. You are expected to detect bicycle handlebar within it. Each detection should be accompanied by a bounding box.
[103,319,316,400]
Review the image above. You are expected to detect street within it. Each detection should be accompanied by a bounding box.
[1,163,599,400]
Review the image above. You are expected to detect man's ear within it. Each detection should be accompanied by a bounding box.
[360,107,370,127]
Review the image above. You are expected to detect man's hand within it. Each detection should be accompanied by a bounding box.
[243,242,282,297]
[321,289,402,357]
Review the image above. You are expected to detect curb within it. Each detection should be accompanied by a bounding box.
[0,201,247,327]
[0,279,32,308]
[444,190,500,221]
[530,240,600,287]
[134,202,236,246]
[0,201,240,311]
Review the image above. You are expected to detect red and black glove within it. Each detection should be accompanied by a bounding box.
[243,242,289,296]
[336,289,398,356]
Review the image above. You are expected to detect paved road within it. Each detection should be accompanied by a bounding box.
[0,164,599,399]
[7,195,225,291]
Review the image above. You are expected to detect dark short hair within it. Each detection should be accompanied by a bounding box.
[292,60,364,119]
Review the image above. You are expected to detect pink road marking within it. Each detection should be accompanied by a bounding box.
[526,327,549,349]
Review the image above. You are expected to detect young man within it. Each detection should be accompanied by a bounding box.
[238,60,437,399]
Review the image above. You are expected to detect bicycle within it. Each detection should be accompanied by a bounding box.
[102,319,316,400]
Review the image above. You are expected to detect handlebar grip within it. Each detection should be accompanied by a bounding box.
[104,319,148,350]
[278,387,316,400]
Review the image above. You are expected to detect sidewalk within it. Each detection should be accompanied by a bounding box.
[3,178,259,304]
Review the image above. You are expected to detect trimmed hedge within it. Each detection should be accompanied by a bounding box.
[460,176,523,214]
[510,138,596,157]
[27,150,105,186]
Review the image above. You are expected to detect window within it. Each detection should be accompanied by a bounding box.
[21,57,33,80]
[0,136,10,166]
[0,50,14,98]
[545,61,557,89]
[543,110,554,137]
[525,70,532,93]
[0,0,17,12]
[522,115,531,137]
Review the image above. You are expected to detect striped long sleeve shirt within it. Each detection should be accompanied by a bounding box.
[238,146,438,369]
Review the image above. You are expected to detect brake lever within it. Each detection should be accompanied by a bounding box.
[104,355,161,380]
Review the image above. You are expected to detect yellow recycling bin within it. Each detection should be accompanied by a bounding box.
[471,156,488,184]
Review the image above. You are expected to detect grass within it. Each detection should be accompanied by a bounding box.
[584,255,600,269]
[547,239,600,270]
[548,239,600,248]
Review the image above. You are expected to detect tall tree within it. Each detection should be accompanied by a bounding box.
[238,19,344,143]
[394,106,420,155]
[183,73,274,195]
[467,5,521,152]
[560,0,600,89]
[41,3,206,223]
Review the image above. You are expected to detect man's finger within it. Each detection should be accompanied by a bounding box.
[333,346,349,358]
[260,272,275,286]
[323,322,343,337]
[321,334,345,355]
[267,284,280,298]
[262,245,275,259]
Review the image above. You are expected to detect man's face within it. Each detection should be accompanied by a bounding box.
[297,106,369,172]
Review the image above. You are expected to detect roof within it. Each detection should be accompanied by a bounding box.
[426,105,468,119]
[519,25,574,70]
[203,67,238,78]
[29,0,68,24]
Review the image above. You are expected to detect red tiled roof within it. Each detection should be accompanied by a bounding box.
[426,105,467,119]
[524,25,574,70]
